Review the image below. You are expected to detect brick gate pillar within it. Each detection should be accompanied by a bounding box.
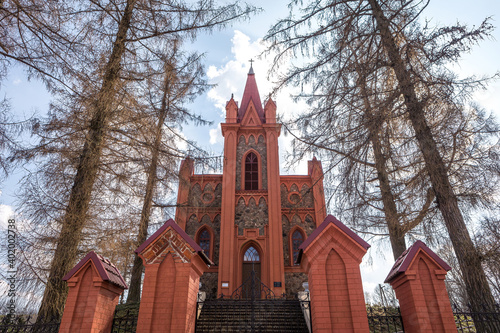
[59,252,127,333]
[297,215,371,333]
[135,219,211,333]
[385,240,456,333]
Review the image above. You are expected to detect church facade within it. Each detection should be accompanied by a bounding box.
[58,65,459,333]
[175,65,327,298]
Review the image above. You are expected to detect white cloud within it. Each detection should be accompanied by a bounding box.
[209,126,222,145]
[0,205,14,229]
[206,30,311,174]
[13,78,22,85]
[360,249,395,296]
[206,30,271,116]
[207,65,221,79]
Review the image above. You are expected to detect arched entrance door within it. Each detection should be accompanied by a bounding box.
[242,246,261,299]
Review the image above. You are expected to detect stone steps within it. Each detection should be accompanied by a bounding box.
[195,299,309,333]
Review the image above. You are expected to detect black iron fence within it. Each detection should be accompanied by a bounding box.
[0,306,139,333]
[2,301,498,333]
[366,303,500,333]
[366,306,404,333]
[0,314,60,333]
[111,303,139,333]
[453,303,500,333]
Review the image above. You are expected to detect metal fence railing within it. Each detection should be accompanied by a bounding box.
[111,304,139,333]
[366,306,404,333]
[0,314,60,333]
[2,301,498,333]
[453,303,500,333]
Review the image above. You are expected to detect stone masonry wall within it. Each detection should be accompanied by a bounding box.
[280,183,314,209]
[188,183,222,208]
[199,272,218,298]
[285,272,308,299]
[185,214,220,298]
[235,197,269,236]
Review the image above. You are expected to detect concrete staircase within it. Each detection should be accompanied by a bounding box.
[195,299,310,333]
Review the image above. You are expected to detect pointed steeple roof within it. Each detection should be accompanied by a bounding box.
[238,63,264,122]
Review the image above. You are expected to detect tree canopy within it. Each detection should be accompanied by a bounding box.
[266,0,500,324]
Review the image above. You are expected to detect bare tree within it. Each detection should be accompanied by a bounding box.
[126,42,211,303]
[476,216,500,301]
[372,284,398,308]
[266,0,499,323]
[2,0,257,320]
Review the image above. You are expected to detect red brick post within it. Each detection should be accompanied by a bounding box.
[135,219,211,333]
[59,252,127,333]
[385,240,456,333]
[298,215,370,333]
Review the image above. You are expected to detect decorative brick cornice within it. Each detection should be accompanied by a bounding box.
[186,208,221,222]
[136,219,212,266]
[63,251,127,289]
[141,228,197,264]
[235,190,268,206]
[221,123,240,136]
[281,210,315,224]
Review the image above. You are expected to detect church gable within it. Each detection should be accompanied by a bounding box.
[174,65,331,300]
[240,100,263,126]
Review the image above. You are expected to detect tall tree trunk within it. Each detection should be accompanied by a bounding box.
[367,117,406,259]
[126,62,175,304]
[367,0,497,327]
[37,0,137,321]
[359,76,406,259]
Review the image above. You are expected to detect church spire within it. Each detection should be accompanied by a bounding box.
[238,60,264,122]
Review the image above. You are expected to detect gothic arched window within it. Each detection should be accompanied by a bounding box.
[198,229,211,259]
[245,152,258,190]
[243,246,260,262]
[292,230,304,265]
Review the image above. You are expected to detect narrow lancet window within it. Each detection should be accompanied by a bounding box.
[292,230,304,265]
[199,229,211,258]
[245,152,258,190]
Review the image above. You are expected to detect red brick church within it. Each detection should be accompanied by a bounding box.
[58,65,459,333]
[175,63,328,299]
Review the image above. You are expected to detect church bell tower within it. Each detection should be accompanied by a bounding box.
[218,63,285,295]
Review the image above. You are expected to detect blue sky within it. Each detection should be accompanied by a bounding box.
[1,0,499,296]
[182,0,500,174]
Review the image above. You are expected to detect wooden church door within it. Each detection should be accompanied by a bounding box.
[242,246,261,298]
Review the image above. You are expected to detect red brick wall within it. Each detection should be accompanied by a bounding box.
[152,254,175,331]
[136,253,205,333]
[308,256,332,332]
[326,249,353,330]
[389,252,456,333]
[59,263,123,333]
[302,224,369,333]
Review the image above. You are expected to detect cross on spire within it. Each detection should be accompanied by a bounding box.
[248,59,255,74]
